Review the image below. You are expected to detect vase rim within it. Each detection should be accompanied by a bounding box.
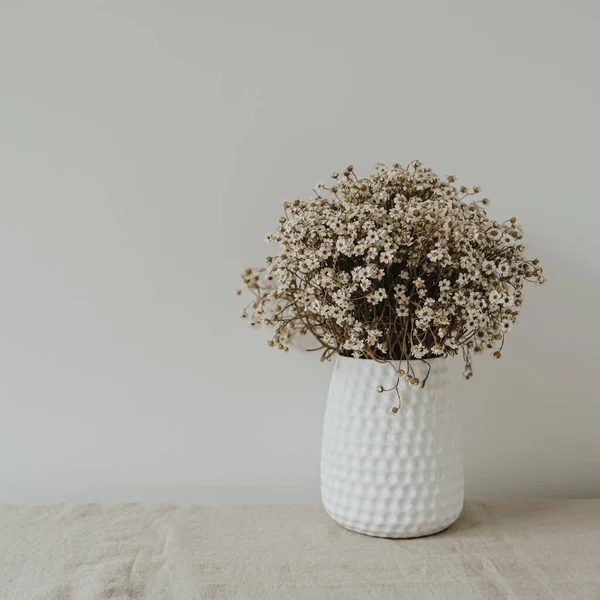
[336,354,447,363]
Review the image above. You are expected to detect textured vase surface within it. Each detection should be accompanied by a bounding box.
[321,356,463,538]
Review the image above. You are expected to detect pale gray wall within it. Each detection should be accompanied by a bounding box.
[1,1,598,503]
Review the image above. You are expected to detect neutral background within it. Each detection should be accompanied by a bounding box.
[1,1,598,503]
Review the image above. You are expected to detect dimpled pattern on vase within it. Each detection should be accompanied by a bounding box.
[321,356,463,538]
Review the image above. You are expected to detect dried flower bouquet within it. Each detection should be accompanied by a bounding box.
[239,161,544,406]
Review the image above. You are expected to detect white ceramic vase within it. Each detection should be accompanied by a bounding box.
[321,356,463,538]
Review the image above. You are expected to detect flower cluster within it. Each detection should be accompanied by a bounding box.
[240,161,544,390]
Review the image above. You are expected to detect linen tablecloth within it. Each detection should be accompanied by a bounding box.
[1,500,599,599]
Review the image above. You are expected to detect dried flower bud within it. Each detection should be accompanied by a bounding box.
[447,175,456,183]
[376,385,384,393]
[391,406,399,414]
[481,198,489,205]
[472,186,481,193]
[494,351,502,359]
[235,289,242,296]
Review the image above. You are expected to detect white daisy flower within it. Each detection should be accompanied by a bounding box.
[396,305,409,317]
[411,344,427,359]
[427,249,444,262]
[379,251,394,264]
[489,290,503,304]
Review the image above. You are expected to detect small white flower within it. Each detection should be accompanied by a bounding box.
[317,246,332,260]
[365,231,379,244]
[411,343,427,359]
[417,306,434,321]
[434,310,450,326]
[445,338,459,350]
[482,260,496,275]
[367,288,387,304]
[366,247,378,261]
[379,250,394,264]
[501,294,513,307]
[454,291,467,305]
[497,262,510,277]
[427,249,444,262]
[396,305,409,317]
[439,279,451,291]
[489,290,502,304]
[374,288,387,301]
[394,283,408,300]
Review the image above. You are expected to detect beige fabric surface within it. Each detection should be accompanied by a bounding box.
[1,500,599,600]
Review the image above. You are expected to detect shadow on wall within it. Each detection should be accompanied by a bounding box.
[458,236,600,499]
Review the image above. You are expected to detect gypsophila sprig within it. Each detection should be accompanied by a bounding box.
[240,161,544,396]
